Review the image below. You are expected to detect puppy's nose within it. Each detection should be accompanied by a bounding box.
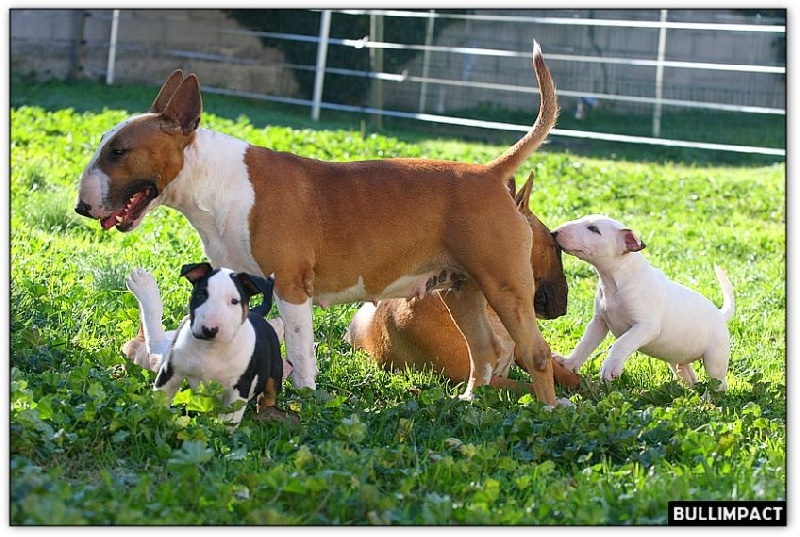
[75,199,93,217]
[201,325,218,339]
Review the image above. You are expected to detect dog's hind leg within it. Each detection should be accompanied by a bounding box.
[439,286,504,400]
[702,341,730,391]
[669,362,698,387]
[450,213,556,406]
[466,260,556,405]
[485,286,556,406]
[126,268,170,371]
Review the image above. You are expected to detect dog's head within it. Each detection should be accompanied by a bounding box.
[180,262,274,342]
[552,214,645,267]
[75,69,202,232]
[509,174,568,319]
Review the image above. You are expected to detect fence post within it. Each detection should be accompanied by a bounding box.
[67,10,86,81]
[369,13,384,129]
[652,9,668,138]
[105,9,120,85]
[418,10,436,113]
[312,9,332,122]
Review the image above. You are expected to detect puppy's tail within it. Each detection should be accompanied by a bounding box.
[487,40,559,180]
[714,264,735,324]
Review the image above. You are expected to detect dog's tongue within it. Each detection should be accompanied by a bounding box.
[100,191,148,230]
[101,209,125,230]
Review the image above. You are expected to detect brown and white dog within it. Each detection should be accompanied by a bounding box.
[345,174,581,393]
[75,42,562,406]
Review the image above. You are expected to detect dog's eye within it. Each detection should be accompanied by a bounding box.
[587,225,601,235]
[231,298,240,306]
[109,147,127,159]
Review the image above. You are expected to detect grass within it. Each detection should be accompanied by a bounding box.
[8,78,786,525]
[11,77,786,167]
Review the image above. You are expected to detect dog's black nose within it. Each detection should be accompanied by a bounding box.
[201,326,218,339]
[75,199,92,217]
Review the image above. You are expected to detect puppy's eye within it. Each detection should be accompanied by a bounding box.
[587,225,601,235]
[231,298,240,306]
[109,147,127,159]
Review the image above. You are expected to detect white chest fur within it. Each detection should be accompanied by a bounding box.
[162,129,263,276]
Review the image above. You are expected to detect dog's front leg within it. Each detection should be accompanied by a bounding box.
[153,362,183,408]
[275,295,317,389]
[220,391,248,428]
[599,322,659,381]
[126,268,171,371]
[559,315,609,372]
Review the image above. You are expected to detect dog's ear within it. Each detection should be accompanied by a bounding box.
[622,229,646,253]
[514,172,535,211]
[161,74,202,134]
[150,69,185,113]
[506,178,517,197]
[236,274,276,315]
[180,262,214,284]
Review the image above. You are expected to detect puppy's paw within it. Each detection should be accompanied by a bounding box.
[556,355,584,373]
[126,268,159,302]
[599,359,624,381]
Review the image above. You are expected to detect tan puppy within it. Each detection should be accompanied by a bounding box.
[75,42,561,405]
[346,174,581,392]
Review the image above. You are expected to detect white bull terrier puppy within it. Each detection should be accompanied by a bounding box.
[552,214,735,390]
[124,263,295,426]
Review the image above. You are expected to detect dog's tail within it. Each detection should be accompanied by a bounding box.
[486,40,559,179]
[714,264,735,323]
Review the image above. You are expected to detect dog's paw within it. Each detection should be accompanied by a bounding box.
[126,268,159,301]
[599,360,624,381]
[253,405,300,425]
[544,397,576,411]
[457,390,475,402]
[556,355,584,373]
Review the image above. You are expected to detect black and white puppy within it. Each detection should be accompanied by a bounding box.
[124,263,292,426]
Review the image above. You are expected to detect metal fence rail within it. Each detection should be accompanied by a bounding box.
[93,9,784,157]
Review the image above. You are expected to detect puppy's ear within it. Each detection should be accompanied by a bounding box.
[622,230,646,253]
[180,262,214,284]
[236,274,276,315]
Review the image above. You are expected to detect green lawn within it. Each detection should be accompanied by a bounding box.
[9,79,786,525]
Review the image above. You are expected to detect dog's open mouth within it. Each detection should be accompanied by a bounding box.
[101,186,157,231]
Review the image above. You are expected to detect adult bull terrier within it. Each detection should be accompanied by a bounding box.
[75,42,561,405]
[551,214,735,390]
[124,263,294,425]
[345,174,581,392]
